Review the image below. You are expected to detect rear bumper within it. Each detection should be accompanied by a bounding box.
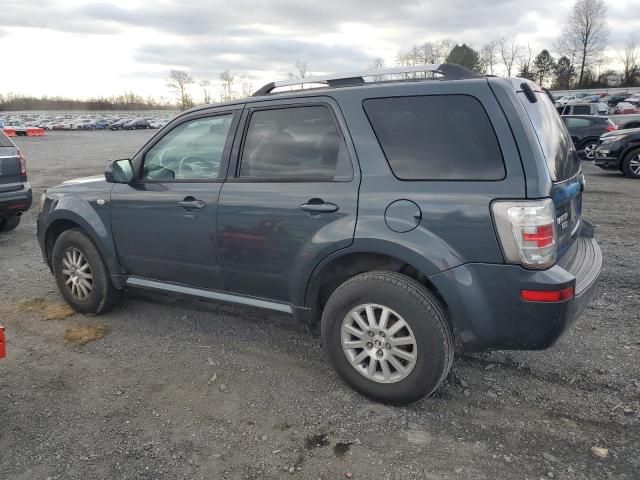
[0,183,32,219]
[429,220,602,352]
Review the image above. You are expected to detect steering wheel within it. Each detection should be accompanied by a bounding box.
[178,154,211,178]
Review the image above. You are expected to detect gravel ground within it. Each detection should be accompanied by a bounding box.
[0,130,638,480]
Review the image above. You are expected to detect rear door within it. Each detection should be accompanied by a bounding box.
[0,132,24,193]
[216,98,359,303]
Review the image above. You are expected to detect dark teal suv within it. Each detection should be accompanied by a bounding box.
[37,64,602,404]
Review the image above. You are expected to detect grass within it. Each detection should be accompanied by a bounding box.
[18,297,75,320]
[64,325,109,345]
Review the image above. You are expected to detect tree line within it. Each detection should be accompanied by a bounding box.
[0,92,174,112]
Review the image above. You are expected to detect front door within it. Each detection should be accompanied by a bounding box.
[110,110,239,289]
[217,101,359,303]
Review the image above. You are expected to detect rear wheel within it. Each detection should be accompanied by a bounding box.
[52,229,122,314]
[622,149,640,179]
[321,271,454,405]
[0,215,21,232]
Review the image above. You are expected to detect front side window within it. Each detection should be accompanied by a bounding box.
[239,105,352,181]
[143,114,233,181]
[363,95,505,180]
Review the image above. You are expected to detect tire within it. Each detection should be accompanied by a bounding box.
[580,139,599,160]
[621,149,640,179]
[0,215,21,232]
[52,228,122,314]
[321,271,454,405]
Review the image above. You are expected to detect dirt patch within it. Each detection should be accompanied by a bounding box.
[64,325,109,345]
[18,297,75,320]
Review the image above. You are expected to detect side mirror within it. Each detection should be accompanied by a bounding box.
[105,159,134,184]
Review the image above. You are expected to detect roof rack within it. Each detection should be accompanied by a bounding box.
[252,63,477,96]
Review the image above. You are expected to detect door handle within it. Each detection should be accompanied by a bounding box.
[178,197,207,210]
[299,200,339,213]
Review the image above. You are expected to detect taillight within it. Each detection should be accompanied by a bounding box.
[491,199,556,269]
[606,122,618,132]
[18,149,27,178]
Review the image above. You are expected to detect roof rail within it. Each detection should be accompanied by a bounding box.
[252,63,477,96]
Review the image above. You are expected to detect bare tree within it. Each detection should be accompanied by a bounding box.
[240,77,254,98]
[556,0,609,86]
[288,61,310,88]
[479,40,499,75]
[167,70,194,110]
[369,57,386,81]
[618,35,639,88]
[498,38,521,77]
[199,80,212,104]
[517,44,535,79]
[219,70,236,102]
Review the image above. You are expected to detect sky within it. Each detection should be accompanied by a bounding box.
[1,0,638,101]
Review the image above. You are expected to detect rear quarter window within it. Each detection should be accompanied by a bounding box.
[517,91,580,182]
[363,95,505,180]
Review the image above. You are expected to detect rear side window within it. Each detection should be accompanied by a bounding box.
[572,105,591,115]
[363,95,505,180]
[239,105,352,181]
[564,117,591,128]
[0,131,13,147]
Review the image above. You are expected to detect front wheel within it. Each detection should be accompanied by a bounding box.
[581,140,599,160]
[622,149,640,178]
[321,271,454,405]
[52,229,122,314]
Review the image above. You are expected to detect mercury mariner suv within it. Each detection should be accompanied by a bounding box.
[37,64,602,404]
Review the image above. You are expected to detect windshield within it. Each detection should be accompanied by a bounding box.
[517,91,580,182]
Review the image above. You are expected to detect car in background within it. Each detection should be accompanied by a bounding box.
[609,95,629,107]
[0,130,32,232]
[594,127,640,178]
[108,118,128,130]
[122,118,152,130]
[73,119,96,130]
[624,93,640,105]
[561,115,618,160]
[556,95,578,106]
[557,103,603,116]
[614,102,639,115]
[94,119,111,129]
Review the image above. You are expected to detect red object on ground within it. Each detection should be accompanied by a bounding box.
[26,127,45,137]
[0,326,6,359]
[2,127,16,137]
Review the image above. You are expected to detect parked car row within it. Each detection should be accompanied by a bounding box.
[553,91,640,109]
[0,111,175,132]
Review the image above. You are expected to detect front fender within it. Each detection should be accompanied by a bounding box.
[38,194,124,284]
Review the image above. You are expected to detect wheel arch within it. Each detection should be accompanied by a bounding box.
[302,246,456,341]
[42,207,124,286]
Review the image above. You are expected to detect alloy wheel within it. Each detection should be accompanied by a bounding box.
[583,143,597,160]
[61,247,93,300]
[630,154,640,176]
[341,304,417,384]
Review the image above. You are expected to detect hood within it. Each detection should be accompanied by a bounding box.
[62,175,105,185]
[601,127,640,138]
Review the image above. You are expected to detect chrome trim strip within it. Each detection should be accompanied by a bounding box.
[125,277,293,313]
